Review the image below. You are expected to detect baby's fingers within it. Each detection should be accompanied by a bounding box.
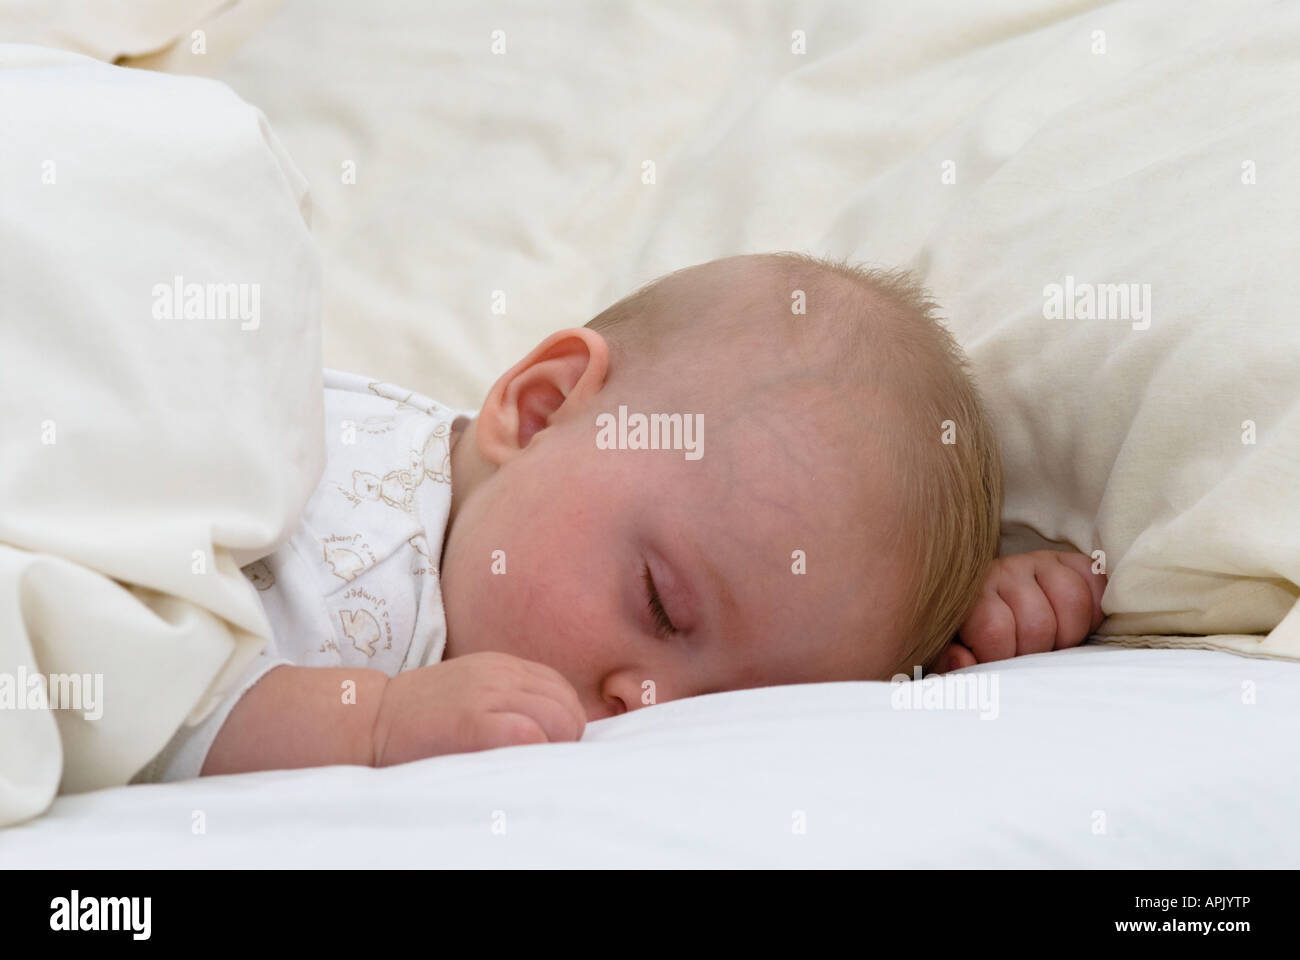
[485,689,585,746]
[1031,553,1097,649]
[1049,551,1108,632]
[473,652,586,731]
[956,589,1018,663]
[996,571,1058,657]
[933,641,979,674]
[470,712,550,751]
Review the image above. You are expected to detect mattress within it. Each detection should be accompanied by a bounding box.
[3,645,1296,868]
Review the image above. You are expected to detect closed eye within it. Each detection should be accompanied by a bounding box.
[642,562,678,639]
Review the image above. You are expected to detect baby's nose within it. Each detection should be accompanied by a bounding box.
[595,670,665,720]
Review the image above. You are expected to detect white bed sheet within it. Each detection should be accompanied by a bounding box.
[4,645,1296,868]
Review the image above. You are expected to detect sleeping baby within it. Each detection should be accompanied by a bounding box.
[139,252,1107,780]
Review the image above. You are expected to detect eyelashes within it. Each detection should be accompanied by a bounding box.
[642,562,678,639]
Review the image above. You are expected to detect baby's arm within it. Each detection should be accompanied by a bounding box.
[935,550,1107,673]
[201,652,586,776]
[201,665,386,775]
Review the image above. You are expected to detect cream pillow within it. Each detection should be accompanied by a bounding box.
[926,11,1300,659]
[0,0,278,71]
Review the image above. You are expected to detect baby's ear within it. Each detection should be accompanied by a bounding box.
[475,328,609,465]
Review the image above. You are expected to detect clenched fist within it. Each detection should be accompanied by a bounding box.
[371,651,587,767]
[935,550,1107,673]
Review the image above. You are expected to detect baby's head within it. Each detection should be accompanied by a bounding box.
[440,253,1002,720]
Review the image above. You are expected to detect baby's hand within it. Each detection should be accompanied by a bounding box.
[371,652,586,767]
[935,550,1107,673]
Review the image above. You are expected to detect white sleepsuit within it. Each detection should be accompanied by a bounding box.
[135,369,473,782]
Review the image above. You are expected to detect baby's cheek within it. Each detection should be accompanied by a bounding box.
[460,521,567,662]
[451,450,628,667]
[509,534,621,673]
[503,556,592,665]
